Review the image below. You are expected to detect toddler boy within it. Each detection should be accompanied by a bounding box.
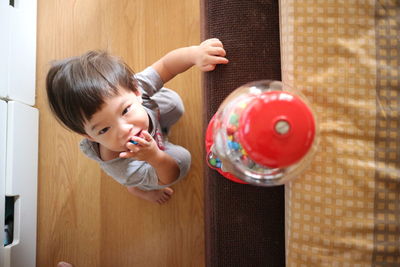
[46,38,228,204]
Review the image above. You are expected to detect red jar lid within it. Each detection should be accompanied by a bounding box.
[238,91,315,168]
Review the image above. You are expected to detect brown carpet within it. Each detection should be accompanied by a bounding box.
[201,0,285,266]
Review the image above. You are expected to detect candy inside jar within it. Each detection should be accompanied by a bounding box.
[206,80,318,186]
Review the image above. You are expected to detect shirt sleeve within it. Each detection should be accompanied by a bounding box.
[135,66,164,97]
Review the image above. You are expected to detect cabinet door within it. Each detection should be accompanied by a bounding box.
[5,101,38,267]
[0,100,6,267]
[0,2,11,96]
[0,0,37,106]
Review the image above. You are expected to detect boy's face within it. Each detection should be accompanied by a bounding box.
[83,87,149,152]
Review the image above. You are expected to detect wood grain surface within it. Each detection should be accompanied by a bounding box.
[36,1,204,266]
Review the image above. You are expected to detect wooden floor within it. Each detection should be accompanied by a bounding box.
[36,1,204,266]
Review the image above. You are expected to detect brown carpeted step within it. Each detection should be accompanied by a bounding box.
[201,0,285,266]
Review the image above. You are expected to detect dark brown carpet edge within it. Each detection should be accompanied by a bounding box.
[201,0,285,266]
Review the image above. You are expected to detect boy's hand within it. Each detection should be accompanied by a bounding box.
[119,131,180,184]
[119,130,159,161]
[152,38,229,83]
[195,38,229,72]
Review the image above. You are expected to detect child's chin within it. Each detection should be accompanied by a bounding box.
[106,146,125,154]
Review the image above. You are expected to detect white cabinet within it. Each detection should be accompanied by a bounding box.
[0,0,38,266]
[0,2,10,96]
[0,100,7,266]
[2,101,38,267]
[0,0,37,106]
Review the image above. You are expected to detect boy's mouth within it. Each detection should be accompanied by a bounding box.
[135,129,143,137]
[129,129,142,145]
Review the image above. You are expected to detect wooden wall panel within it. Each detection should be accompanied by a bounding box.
[36,1,203,266]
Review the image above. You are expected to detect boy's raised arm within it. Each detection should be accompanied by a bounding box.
[151,38,229,83]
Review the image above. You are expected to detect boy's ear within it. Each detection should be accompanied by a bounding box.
[135,90,143,104]
[134,88,142,96]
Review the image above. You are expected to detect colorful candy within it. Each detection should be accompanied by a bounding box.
[210,97,270,174]
[208,152,223,170]
[223,99,263,172]
[129,140,139,145]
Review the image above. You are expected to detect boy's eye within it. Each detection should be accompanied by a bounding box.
[98,127,110,135]
[122,105,132,115]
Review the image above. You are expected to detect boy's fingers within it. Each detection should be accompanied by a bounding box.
[208,56,229,65]
[127,141,141,150]
[209,47,226,56]
[203,38,220,44]
[141,130,153,142]
[209,40,223,47]
[127,131,152,148]
[129,132,149,146]
[202,64,216,72]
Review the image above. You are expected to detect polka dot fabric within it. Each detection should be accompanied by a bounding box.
[281,0,400,266]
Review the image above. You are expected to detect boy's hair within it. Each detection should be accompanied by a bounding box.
[46,50,138,135]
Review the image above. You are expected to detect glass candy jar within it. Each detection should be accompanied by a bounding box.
[205,80,318,186]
